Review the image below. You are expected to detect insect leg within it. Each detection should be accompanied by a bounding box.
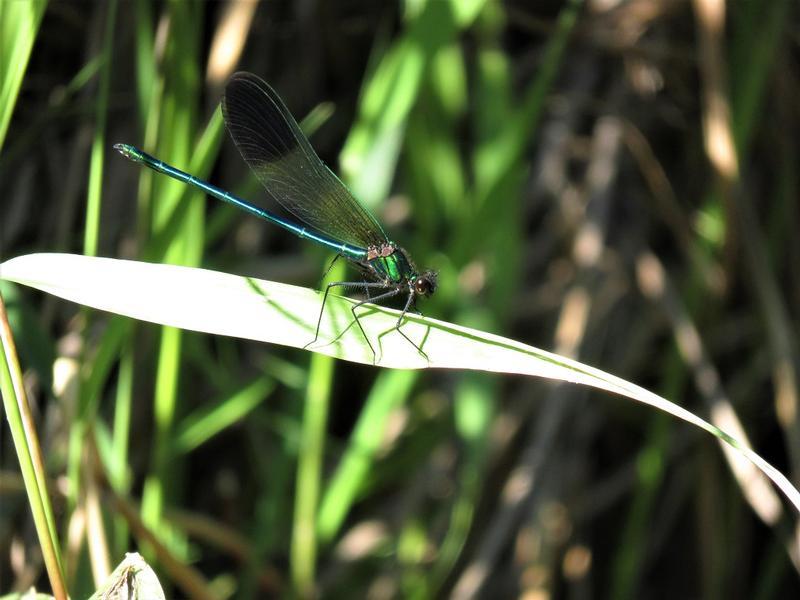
[349,286,405,363]
[305,281,396,357]
[395,290,429,360]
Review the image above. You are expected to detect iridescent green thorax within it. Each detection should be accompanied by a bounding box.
[365,244,416,285]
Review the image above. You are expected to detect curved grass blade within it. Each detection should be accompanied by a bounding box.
[2,252,800,516]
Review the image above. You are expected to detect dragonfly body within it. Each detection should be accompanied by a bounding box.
[114,144,367,260]
[115,72,435,361]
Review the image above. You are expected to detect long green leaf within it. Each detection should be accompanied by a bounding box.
[3,252,800,516]
[0,0,47,149]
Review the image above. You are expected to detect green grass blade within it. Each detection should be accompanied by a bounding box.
[83,0,118,257]
[317,369,417,543]
[138,1,203,549]
[111,343,134,557]
[0,0,47,150]
[141,107,225,262]
[0,292,67,599]
[134,0,156,122]
[474,0,583,201]
[173,376,274,454]
[291,349,334,595]
[341,0,484,206]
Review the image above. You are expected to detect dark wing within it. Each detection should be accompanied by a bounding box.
[222,72,388,249]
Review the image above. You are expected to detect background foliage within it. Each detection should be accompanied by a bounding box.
[1,0,799,597]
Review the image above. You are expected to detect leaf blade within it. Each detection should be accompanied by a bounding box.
[3,253,799,515]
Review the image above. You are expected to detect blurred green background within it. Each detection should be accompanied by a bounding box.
[1,0,799,598]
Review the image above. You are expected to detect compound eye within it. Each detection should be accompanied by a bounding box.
[415,278,434,296]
